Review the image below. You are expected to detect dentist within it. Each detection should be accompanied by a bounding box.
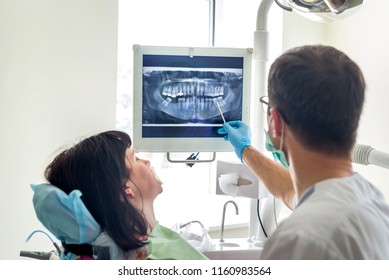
[219,45,389,259]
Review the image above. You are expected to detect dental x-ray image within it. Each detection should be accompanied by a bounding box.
[142,54,244,138]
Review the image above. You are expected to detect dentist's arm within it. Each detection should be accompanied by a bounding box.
[242,146,294,210]
[219,121,295,210]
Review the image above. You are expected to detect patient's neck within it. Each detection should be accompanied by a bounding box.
[132,199,156,234]
[129,197,157,234]
[142,202,157,234]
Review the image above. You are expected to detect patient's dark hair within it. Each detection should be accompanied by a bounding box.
[44,130,148,253]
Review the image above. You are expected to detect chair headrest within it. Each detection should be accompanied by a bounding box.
[31,183,102,244]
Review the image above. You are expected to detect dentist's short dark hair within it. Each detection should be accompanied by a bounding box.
[267,45,366,156]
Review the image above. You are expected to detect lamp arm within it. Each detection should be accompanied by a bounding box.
[256,0,274,30]
[256,0,292,31]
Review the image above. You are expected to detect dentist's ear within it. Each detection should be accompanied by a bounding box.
[269,108,284,138]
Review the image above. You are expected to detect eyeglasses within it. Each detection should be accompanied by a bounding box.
[260,96,290,124]
[259,96,270,115]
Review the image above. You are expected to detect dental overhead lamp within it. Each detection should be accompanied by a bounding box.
[274,0,364,22]
[249,0,366,244]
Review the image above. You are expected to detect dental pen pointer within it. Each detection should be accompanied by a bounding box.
[213,99,226,123]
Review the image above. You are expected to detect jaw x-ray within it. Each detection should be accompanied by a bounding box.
[141,54,244,138]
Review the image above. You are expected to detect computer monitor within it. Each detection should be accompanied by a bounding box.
[132,45,252,152]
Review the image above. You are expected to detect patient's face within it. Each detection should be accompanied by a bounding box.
[124,147,163,204]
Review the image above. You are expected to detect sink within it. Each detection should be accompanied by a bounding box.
[203,238,263,260]
[219,242,240,248]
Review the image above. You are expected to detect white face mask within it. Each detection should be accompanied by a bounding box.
[264,120,289,169]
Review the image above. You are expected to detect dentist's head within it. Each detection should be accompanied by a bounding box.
[266,45,366,166]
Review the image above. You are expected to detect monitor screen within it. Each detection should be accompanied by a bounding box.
[132,45,252,152]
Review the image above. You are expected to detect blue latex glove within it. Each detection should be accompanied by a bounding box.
[218,121,252,161]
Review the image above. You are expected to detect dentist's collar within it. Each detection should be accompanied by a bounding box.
[296,185,315,207]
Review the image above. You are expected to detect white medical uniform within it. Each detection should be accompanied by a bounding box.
[261,173,389,259]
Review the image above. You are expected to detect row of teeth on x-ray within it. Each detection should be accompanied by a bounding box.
[161,83,225,100]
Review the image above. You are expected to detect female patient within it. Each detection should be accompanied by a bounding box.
[32,130,207,260]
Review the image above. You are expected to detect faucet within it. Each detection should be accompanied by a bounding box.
[219,200,239,242]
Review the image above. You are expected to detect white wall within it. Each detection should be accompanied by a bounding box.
[282,0,389,201]
[0,0,118,259]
